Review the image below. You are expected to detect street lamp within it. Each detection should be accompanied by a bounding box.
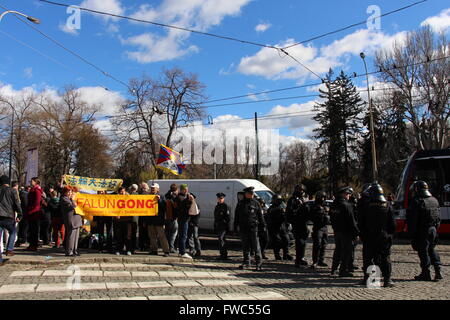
[360,52,378,182]
[1,10,40,184]
[0,10,40,24]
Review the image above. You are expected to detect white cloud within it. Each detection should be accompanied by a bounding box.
[421,8,450,33]
[76,86,125,116]
[58,22,79,35]
[124,0,252,63]
[237,29,408,82]
[80,0,124,21]
[255,23,271,33]
[123,30,199,63]
[23,67,33,79]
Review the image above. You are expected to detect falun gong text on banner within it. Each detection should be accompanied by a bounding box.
[74,194,158,218]
[64,174,123,192]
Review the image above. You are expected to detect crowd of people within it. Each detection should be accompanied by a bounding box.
[228,182,443,288]
[0,174,444,288]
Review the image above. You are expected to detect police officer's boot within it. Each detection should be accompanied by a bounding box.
[434,265,443,281]
[283,253,293,261]
[383,278,395,288]
[274,249,282,260]
[414,268,432,281]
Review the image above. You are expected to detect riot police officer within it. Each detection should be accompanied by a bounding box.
[406,181,443,281]
[359,183,396,288]
[309,191,330,268]
[286,184,310,267]
[267,194,293,260]
[234,187,266,271]
[256,197,269,260]
[330,186,359,277]
[214,193,231,260]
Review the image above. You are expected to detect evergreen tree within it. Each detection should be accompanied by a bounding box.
[313,70,364,192]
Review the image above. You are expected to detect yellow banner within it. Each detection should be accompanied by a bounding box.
[74,193,158,218]
[64,175,123,192]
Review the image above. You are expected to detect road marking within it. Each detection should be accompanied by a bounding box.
[168,280,202,287]
[103,271,132,277]
[105,282,139,289]
[147,295,185,300]
[137,281,171,289]
[0,284,37,294]
[10,271,43,277]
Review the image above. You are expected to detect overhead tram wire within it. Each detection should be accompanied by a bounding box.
[0,3,130,90]
[282,0,428,50]
[202,55,450,105]
[0,29,81,74]
[40,0,428,83]
[39,0,278,51]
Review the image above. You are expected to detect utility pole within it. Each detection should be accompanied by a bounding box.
[360,52,378,182]
[8,110,14,185]
[254,112,260,181]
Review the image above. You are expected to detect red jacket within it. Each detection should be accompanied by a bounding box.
[25,185,43,220]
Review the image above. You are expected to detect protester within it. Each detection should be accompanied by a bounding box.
[114,187,133,255]
[61,186,82,257]
[93,191,113,253]
[174,184,195,259]
[0,176,22,265]
[25,177,43,252]
[187,198,201,258]
[48,190,64,248]
[164,183,179,253]
[15,186,30,247]
[40,185,53,246]
[145,183,170,256]
[138,182,151,251]
[128,184,139,254]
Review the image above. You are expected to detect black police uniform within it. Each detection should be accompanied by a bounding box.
[257,200,269,259]
[214,194,231,259]
[356,193,371,273]
[309,199,330,266]
[286,192,309,266]
[234,191,265,269]
[407,193,442,280]
[267,200,291,260]
[359,196,396,286]
[330,194,359,276]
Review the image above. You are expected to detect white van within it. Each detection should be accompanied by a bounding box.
[149,179,274,232]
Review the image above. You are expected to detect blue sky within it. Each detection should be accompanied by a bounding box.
[0,0,449,142]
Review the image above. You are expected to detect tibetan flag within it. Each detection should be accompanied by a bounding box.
[156,144,186,175]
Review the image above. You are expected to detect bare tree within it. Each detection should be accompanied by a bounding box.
[113,67,207,179]
[375,26,450,149]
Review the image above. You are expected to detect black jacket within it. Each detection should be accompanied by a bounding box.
[174,193,196,223]
[286,195,309,237]
[214,203,231,232]
[234,198,265,232]
[48,197,61,219]
[144,194,166,226]
[330,197,359,238]
[0,185,22,220]
[406,196,440,237]
[359,201,396,241]
[266,203,288,234]
[309,201,330,231]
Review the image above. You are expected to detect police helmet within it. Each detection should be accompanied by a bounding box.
[337,186,353,195]
[361,183,371,198]
[410,181,432,198]
[271,194,283,204]
[294,184,306,192]
[368,183,387,202]
[315,191,327,201]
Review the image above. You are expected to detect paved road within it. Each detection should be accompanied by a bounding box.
[0,237,448,300]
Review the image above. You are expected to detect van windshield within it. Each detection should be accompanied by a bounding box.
[255,190,274,205]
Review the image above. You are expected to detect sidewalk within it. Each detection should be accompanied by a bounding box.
[3,235,243,266]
